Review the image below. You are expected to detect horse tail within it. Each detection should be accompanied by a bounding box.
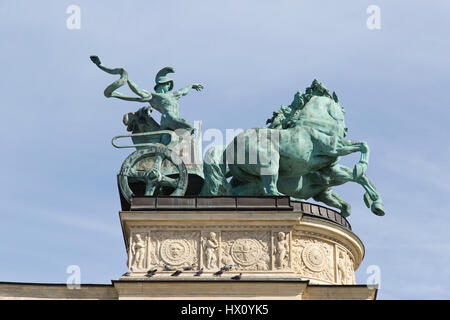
[200,145,232,195]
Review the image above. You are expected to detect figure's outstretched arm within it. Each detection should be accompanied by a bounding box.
[90,55,151,102]
[91,55,128,77]
[173,84,203,100]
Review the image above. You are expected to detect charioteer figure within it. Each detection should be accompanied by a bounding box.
[90,55,203,134]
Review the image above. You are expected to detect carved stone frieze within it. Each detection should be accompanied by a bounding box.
[292,237,335,283]
[221,232,271,271]
[122,210,363,285]
[147,231,199,269]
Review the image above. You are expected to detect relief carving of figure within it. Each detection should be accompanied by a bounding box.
[131,234,146,271]
[203,232,219,269]
[337,251,347,283]
[345,254,355,284]
[337,251,355,284]
[275,232,289,269]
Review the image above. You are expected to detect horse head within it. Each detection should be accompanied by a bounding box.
[123,106,161,134]
[296,95,348,138]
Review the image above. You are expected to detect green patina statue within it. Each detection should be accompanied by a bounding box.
[266,79,338,130]
[200,80,384,217]
[266,90,304,129]
[90,56,203,134]
[91,55,384,217]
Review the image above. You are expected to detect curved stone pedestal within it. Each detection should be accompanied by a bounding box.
[0,198,375,300]
[115,197,372,299]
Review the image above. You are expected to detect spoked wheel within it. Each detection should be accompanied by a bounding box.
[118,144,188,203]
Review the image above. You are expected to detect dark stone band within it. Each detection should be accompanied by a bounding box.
[128,196,351,231]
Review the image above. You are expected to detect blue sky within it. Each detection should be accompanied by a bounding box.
[1,0,449,299]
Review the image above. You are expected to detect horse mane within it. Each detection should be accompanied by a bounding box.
[266,80,341,129]
[303,79,338,105]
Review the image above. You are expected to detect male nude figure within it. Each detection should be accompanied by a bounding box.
[90,56,203,133]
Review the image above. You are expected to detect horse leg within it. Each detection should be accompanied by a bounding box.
[326,164,385,216]
[342,140,369,179]
[357,175,385,216]
[261,172,283,196]
[313,188,351,217]
[260,152,283,196]
[321,138,370,179]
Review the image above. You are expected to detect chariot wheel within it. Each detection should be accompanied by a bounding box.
[118,144,188,203]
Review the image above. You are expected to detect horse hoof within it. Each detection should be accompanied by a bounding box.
[371,200,385,216]
[340,210,351,218]
[262,188,284,196]
[266,192,285,196]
